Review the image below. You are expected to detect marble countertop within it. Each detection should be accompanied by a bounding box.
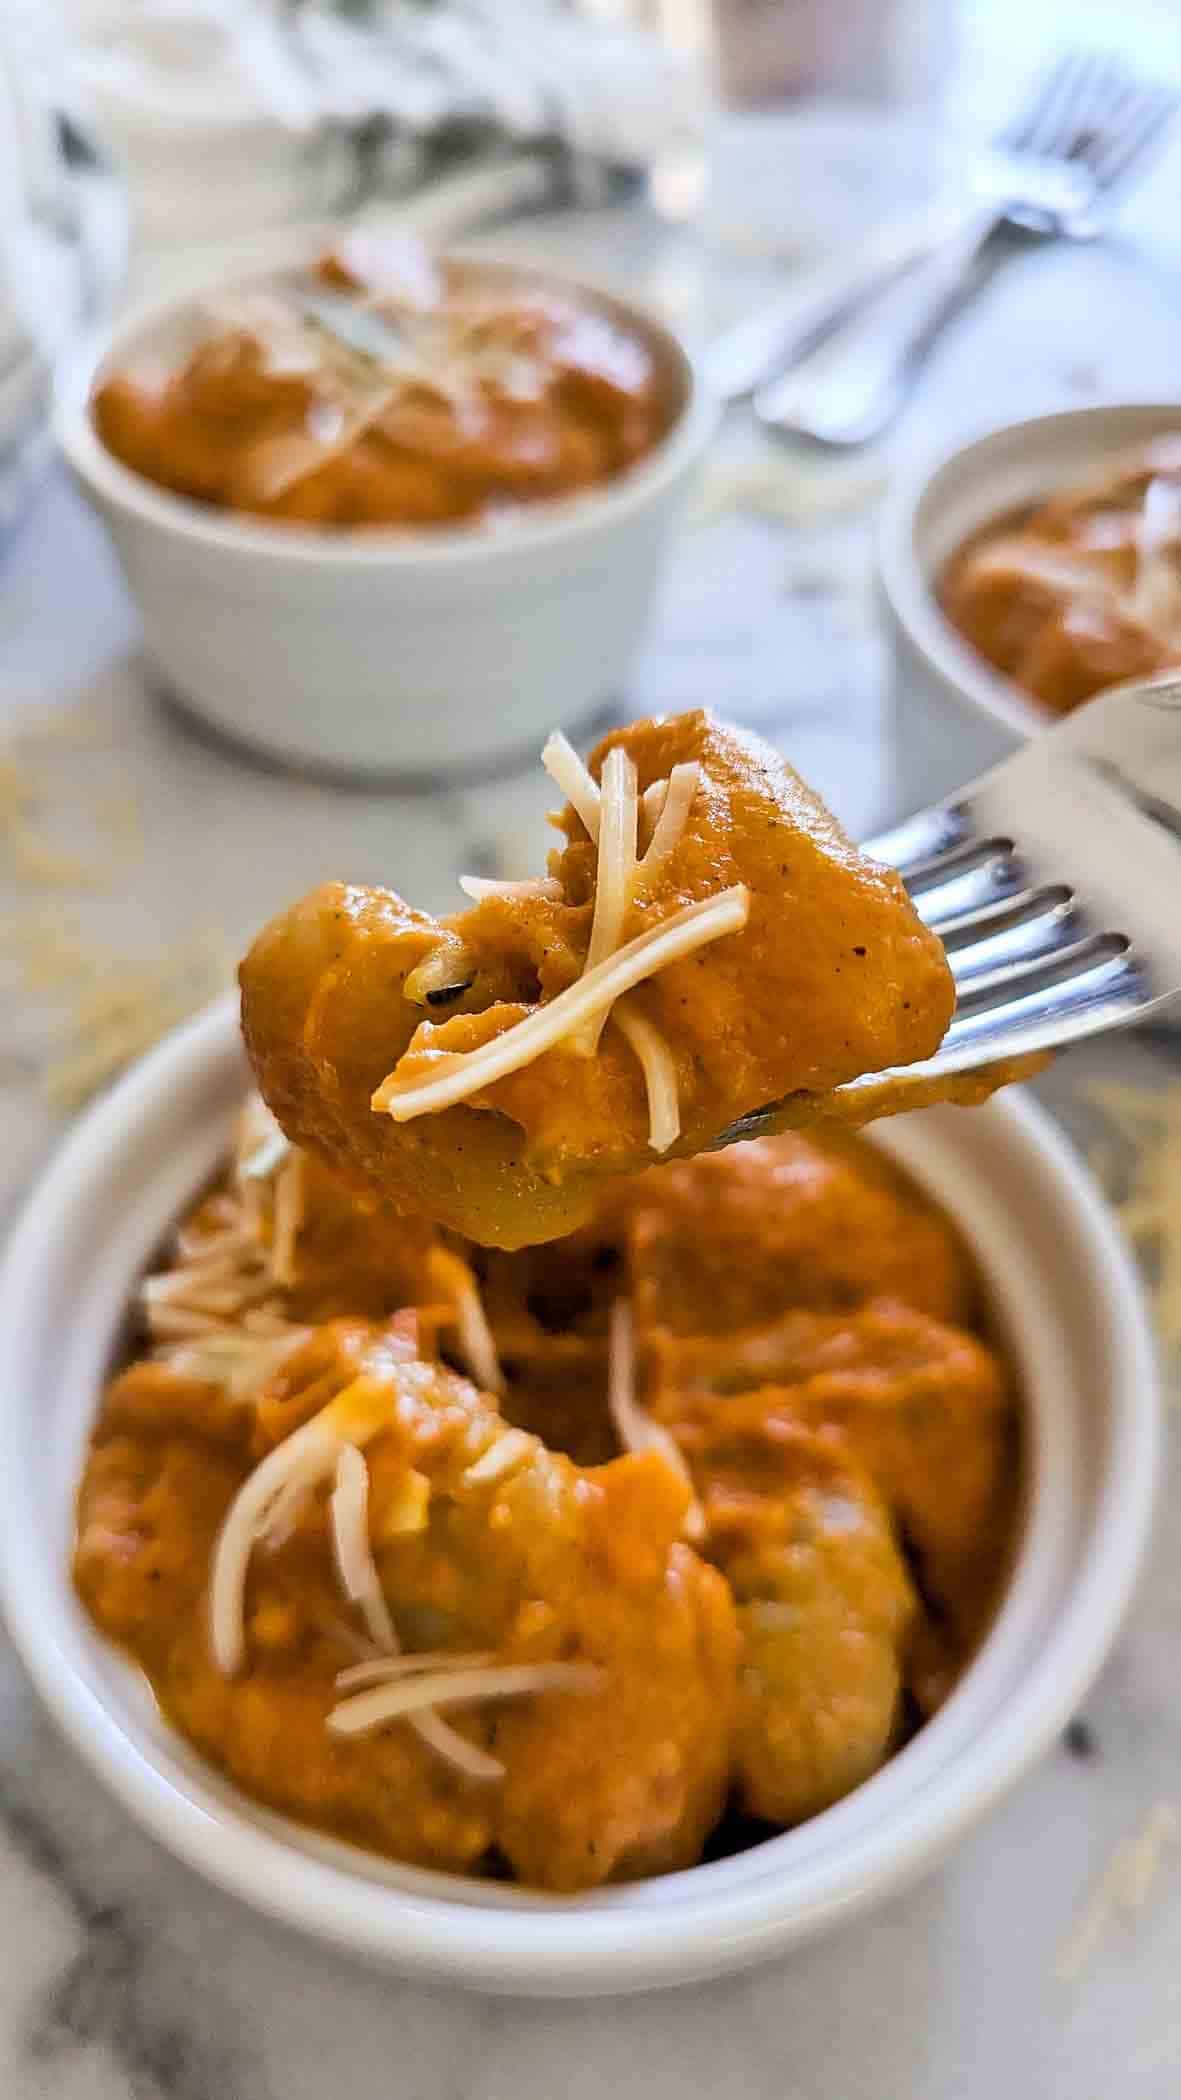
[3,97,1181,2100]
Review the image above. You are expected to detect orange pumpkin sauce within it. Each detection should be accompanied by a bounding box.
[940,436,1181,714]
[93,235,678,532]
[74,1121,1019,1888]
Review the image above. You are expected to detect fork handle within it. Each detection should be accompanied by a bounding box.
[754,204,1003,447]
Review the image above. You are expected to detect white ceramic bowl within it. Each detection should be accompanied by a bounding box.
[878,403,1181,819]
[0,998,1160,1995]
[54,230,717,779]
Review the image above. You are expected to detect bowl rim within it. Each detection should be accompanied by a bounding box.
[0,997,1161,1993]
[877,399,1181,746]
[53,223,718,571]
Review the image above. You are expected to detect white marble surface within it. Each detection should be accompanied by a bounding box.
[2,97,1181,2099]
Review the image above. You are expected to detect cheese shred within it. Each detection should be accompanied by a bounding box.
[326,1661,603,1740]
[330,1445,398,1654]
[209,1374,395,1676]
[541,731,600,841]
[426,1247,504,1394]
[614,1000,681,1152]
[335,1651,497,1692]
[1086,1079,1181,1355]
[373,887,750,1121]
[638,762,699,881]
[569,744,638,1057]
[607,1302,705,1541]
[1056,1799,1179,1983]
[458,876,564,903]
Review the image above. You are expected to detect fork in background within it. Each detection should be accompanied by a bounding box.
[756,51,1180,447]
[720,674,1181,1149]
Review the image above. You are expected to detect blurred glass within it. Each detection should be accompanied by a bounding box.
[712,0,956,105]
[578,0,956,102]
[0,4,125,542]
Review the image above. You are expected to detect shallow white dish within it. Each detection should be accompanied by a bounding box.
[0,997,1160,1995]
[54,227,716,779]
[877,403,1181,818]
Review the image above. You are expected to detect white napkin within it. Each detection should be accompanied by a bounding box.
[67,0,705,259]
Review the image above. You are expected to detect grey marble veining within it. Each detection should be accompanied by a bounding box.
[3,96,1181,2100]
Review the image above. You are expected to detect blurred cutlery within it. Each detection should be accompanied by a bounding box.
[756,52,1179,446]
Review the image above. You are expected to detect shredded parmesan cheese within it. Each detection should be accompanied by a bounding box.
[607,1302,705,1541]
[324,1432,508,1782]
[269,1151,306,1289]
[570,743,639,1057]
[1130,476,1181,637]
[373,887,750,1121]
[1056,1800,1179,1982]
[250,380,402,502]
[209,1373,396,1675]
[461,1428,536,1486]
[335,1651,497,1691]
[256,1474,311,1551]
[613,1001,681,1152]
[458,876,564,902]
[541,731,601,841]
[406,1706,508,1783]
[33,931,231,1111]
[692,456,889,530]
[326,1661,603,1740]
[427,1247,504,1394]
[637,762,699,882]
[139,1097,314,1386]
[639,777,668,846]
[235,1100,291,1185]
[330,1445,398,1653]
[373,735,718,1150]
[161,1327,311,1397]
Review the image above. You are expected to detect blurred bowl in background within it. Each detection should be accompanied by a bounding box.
[877,403,1181,818]
[55,226,716,779]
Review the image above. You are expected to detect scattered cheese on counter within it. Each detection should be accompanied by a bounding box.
[0,706,230,1112]
[691,455,889,530]
[1086,1080,1181,1354]
[1056,1800,1179,1983]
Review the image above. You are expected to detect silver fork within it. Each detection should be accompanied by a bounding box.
[720,674,1181,1148]
[756,51,1179,448]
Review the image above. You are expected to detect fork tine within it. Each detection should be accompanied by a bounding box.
[910,851,1031,931]
[945,890,1083,983]
[716,947,1147,1153]
[1014,51,1101,158]
[1058,51,1136,154]
[951,931,1126,1009]
[940,946,1144,1052]
[1088,85,1180,192]
[937,884,1072,950]
[1046,51,1146,166]
[865,805,970,880]
[995,52,1079,153]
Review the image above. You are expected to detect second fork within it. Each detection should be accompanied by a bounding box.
[755,51,1179,448]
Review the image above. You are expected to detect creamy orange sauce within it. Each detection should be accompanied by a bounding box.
[92,235,678,532]
[940,436,1181,713]
[74,1119,1020,1889]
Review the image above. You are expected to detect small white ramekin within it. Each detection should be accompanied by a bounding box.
[878,402,1181,818]
[54,229,717,779]
[0,998,1160,1995]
